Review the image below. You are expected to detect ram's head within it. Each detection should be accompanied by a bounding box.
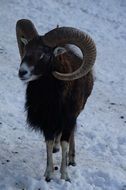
[16,19,96,82]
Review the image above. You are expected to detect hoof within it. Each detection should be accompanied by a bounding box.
[66,178,71,183]
[44,170,53,182]
[61,173,71,182]
[53,147,60,153]
[68,162,76,166]
[61,176,71,183]
[45,177,52,182]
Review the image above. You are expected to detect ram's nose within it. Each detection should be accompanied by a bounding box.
[18,68,29,79]
[18,62,31,80]
[19,70,28,77]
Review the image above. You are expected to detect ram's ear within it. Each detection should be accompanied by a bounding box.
[21,37,28,45]
[54,47,66,57]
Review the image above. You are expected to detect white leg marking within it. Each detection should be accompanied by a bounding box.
[44,140,54,181]
[60,141,70,181]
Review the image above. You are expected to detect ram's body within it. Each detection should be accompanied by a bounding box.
[16,19,96,182]
[26,48,93,140]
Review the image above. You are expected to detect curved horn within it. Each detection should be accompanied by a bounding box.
[16,19,38,59]
[43,27,96,81]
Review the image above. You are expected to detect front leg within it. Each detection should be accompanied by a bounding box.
[60,141,70,182]
[44,140,54,182]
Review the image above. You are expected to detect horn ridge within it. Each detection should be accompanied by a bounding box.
[43,27,96,81]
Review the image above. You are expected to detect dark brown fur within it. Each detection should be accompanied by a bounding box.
[24,39,94,142]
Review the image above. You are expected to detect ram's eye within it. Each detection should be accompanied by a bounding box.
[40,53,44,60]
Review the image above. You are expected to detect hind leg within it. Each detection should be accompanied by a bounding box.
[68,129,76,166]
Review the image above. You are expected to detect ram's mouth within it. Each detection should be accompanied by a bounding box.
[20,74,42,83]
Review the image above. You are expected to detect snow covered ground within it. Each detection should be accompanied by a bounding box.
[0,0,126,189]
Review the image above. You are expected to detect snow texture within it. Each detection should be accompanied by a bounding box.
[0,0,126,189]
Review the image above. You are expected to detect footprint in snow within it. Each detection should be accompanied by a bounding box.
[0,47,7,54]
[0,48,4,54]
